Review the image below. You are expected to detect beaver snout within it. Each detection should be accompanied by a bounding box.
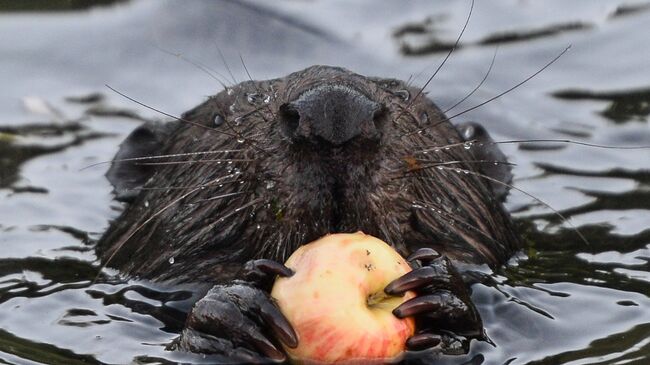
[279,84,383,146]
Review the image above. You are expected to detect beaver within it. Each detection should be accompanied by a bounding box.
[98,65,522,362]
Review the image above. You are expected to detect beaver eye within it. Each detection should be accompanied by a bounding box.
[213,113,225,127]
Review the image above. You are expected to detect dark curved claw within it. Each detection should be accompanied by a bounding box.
[395,292,444,318]
[259,298,298,348]
[405,333,442,351]
[407,247,441,264]
[251,259,294,277]
[245,326,286,362]
[390,251,485,355]
[385,263,452,295]
[242,259,294,287]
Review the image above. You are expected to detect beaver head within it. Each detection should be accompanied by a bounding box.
[100,65,520,283]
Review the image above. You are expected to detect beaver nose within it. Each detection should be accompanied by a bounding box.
[279,85,382,146]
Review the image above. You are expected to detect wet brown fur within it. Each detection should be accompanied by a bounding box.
[98,65,521,283]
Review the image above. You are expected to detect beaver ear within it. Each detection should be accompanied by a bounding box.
[455,122,513,202]
[106,121,180,203]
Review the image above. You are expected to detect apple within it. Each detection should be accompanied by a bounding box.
[271,232,416,364]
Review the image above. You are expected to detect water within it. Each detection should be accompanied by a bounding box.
[1,1,649,364]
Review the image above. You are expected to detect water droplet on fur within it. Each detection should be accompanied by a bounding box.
[214,114,225,127]
[493,161,499,165]
[227,161,233,165]
[436,166,443,170]
[168,257,175,264]
[454,168,461,173]
[420,112,429,125]
[417,130,423,135]
[246,93,258,104]
[433,148,441,153]
[444,147,450,151]
[144,200,149,208]
[422,151,428,155]
[234,117,243,126]
[395,89,410,101]
[229,104,236,113]
[237,138,245,143]
[265,180,276,189]
[463,142,472,150]
[246,93,270,105]
[256,224,261,230]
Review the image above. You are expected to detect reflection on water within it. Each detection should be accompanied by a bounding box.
[554,87,650,123]
[0,0,130,12]
[0,0,649,364]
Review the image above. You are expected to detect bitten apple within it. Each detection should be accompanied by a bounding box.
[271,232,416,364]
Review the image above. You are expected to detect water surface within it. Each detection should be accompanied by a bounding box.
[1,1,649,364]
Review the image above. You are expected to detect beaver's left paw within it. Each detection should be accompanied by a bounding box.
[385,248,483,355]
[170,260,297,363]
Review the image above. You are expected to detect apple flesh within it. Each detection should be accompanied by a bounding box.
[271,232,416,364]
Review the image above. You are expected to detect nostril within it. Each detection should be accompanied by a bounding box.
[368,106,386,140]
[372,106,386,129]
[279,103,301,138]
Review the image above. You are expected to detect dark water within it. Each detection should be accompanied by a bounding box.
[1,1,649,364]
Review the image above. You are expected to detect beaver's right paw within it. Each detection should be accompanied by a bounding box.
[385,248,484,355]
[171,260,298,363]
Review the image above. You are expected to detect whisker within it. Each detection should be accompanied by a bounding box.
[105,85,236,136]
[132,178,243,192]
[191,190,250,204]
[80,149,246,171]
[154,45,229,88]
[403,159,516,174]
[434,166,591,246]
[134,158,255,166]
[407,0,474,108]
[94,176,224,282]
[239,53,278,121]
[216,45,238,85]
[412,199,505,254]
[443,46,498,114]
[416,138,650,154]
[206,198,263,228]
[105,85,269,155]
[395,0,474,124]
[401,45,571,138]
[416,140,477,153]
[494,139,650,150]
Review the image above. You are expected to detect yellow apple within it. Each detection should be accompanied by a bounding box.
[271,232,416,364]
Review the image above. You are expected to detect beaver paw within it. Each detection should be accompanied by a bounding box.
[171,260,298,363]
[385,248,483,355]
